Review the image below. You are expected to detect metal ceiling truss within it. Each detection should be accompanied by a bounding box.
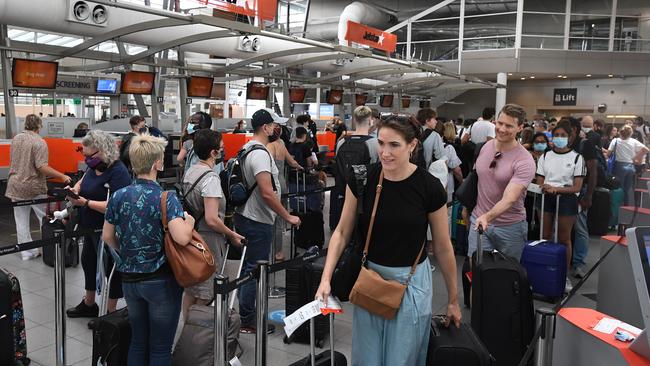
[316,65,411,83]
[38,18,188,61]
[214,46,326,73]
[331,69,425,86]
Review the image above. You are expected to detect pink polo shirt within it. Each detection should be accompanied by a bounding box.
[474,140,535,226]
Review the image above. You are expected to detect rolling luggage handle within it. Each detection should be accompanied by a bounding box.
[538,193,560,243]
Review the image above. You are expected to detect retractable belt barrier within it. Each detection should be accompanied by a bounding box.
[212,245,324,366]
[280,185,334,199]
[0,196,66,208]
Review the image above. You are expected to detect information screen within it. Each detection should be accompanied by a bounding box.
[187,76,214,98]
[96,79,117,93]
[12,59,58,89]
[247,82,270,100]
[121,71,155,94]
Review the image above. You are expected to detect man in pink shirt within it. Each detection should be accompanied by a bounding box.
[468,104,536,260]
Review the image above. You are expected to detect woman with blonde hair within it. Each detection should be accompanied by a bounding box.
[103,133,195,365]
[66,130,131,318]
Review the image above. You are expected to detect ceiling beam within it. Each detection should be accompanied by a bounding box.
[214,46,326,73]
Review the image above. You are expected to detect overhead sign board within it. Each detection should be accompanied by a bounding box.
[199,0,278,21]
[345,21,397,53]
[553,88,577,106]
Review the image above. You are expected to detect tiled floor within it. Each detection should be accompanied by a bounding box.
[0,190,605,366]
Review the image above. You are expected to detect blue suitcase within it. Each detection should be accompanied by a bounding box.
[521,192,567,299]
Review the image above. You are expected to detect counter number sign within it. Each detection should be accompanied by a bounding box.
[186,98,193,105]
[8,89,18,97]
[157,96,164,103]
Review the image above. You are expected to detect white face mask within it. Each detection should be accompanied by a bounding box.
[582,127,592,133]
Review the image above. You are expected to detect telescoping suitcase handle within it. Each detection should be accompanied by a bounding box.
[308,313,338,366]
[538,192,560,242]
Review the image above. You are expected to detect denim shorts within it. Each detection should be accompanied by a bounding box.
[535,194,578,216]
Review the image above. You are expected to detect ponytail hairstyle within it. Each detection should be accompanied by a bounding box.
[377,114,422,163]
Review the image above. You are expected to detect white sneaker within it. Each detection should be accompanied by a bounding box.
[21,251,40,261]
[565,278,573,293]
[572,266,586,279]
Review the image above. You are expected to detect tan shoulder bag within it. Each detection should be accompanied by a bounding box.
[349,170,425,320]
[161,191,216,288]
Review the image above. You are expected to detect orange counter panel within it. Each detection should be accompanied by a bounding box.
[0,139,84,182]
[222,133,253,161]
[0,144,9,166]
[317,132,336,157]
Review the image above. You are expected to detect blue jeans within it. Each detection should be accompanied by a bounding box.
[122,274,182,366]
[468,216,528,261]
[234,214,274,327]
[572,208,589,269]
[614,162,636,205]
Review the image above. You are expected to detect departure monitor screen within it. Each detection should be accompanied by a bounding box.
[247,82,270,100]
[355,94,367,105]
[420,100,431,108]
[121,71,155,94]
[289,88,306,103]
[12,59,58,89]
[96,79,117,94]
[402,96,411,108]
[627,227,650,358]
[211,83,226,100]
[187,76,214,98]
[380,94,394,108]
[326,90,343,104]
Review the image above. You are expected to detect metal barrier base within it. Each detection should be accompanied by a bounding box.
[269,286,286,298]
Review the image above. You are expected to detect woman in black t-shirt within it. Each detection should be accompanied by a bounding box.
[316,115,461,366]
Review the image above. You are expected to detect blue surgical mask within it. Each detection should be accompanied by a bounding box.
[186,123,197,134]
[553,136,569,149]
[533,142,547,152]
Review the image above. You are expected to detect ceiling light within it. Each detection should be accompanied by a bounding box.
[586,74,592,77]
[507,73,513,76]
[520,77,526,80]
[530,76,535,79]
[606,114,637,119]
[557,75,563,78]
[562,76,568,79]
[608,74,614,78]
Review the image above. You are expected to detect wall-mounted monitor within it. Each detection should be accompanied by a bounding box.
[326,89,343,104]
[289,88,307,103]
[420,100,431,108]
[121,71,156,94]
[380,94,394,108]
[355,94,368,106]
[247,82,270,100]
[211,83,226,100]
[96,79,117,94]
[402,96,411,108]
[626,227,650,358]
[187,76,214,98]
[12,59,58,89]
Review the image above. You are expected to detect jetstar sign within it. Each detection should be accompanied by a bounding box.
[197,0,278,22]
[345,21,397,53]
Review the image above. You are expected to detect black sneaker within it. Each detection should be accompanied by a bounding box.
[240,323,276,335]
[66,300,99,318]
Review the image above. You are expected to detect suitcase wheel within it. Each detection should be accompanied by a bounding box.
[283,335,291,344]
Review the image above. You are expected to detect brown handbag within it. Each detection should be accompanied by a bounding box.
[161,191,216,288]
[349,170,425,320]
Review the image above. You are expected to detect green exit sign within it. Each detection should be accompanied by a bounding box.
[41,99,63,105]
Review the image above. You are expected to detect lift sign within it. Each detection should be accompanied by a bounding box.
[553,88,577,106]
[345,20,397,53]
[197,0,278,22]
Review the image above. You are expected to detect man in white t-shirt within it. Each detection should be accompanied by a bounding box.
[461,107,496,145]
[235,109,301,334]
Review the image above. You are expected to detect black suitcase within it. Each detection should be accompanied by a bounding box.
[470,235,534,366]
[587,189,611,236]
[427,316,494,366]
[289,315,347,366]
[461,257,471,308]
[284,260,328,347]
[293,211,325,251]
[0,268,29,366]
[41,217,79,268]
[91,308,131,366]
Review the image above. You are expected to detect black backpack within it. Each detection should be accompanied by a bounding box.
[333,135,373,189]
[219,144,276,211]
[181,169,212,229]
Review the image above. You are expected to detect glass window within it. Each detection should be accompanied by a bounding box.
[523,13,566,36]
[463,36,515,50]
[569,15,611,38]
[617,0,645,16]
[411,19,460,42]
[409,41,460,61]
[571,0,612,15]
[463,13,516,38]
[524,0,566,13]
[521,35,564,49]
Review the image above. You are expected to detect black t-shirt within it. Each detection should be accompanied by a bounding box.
[348,163,447,267]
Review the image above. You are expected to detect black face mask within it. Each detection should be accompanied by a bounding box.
[267,126,281,143]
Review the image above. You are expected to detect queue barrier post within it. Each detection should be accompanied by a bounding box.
[214,275,229,366]
[534,307,556,366]
[255,261,269,366]
[54,229,67,366]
